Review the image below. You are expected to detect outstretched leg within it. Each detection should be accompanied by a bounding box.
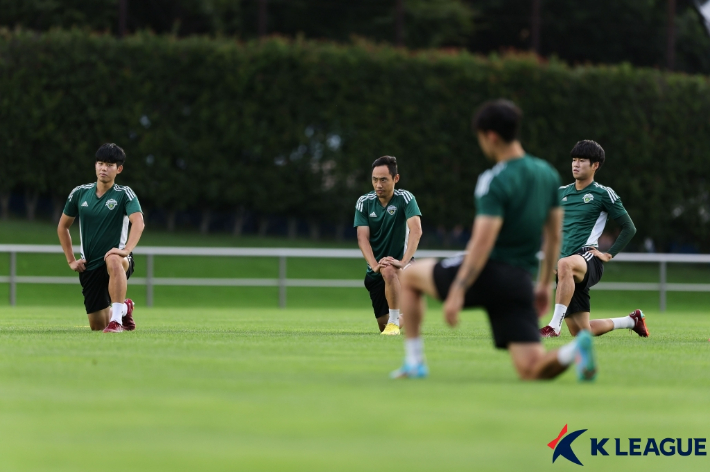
[568,310,648,337]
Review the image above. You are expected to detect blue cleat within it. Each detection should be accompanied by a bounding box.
[390,362,429,379]
[574,330,597,382]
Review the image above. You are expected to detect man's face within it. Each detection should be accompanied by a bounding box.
[95,161,122,183]
[572,157,597,180]
[371,165,398,198]
[476,131,495,161]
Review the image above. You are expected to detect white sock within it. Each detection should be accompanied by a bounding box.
[548,304,567,333]
[612,316,635,330]
[388,309,400,326]
[557,340,577,366]
[110,303,124,324]
[405,337,424,366]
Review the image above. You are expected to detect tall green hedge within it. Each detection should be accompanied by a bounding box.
[1,30,709,250]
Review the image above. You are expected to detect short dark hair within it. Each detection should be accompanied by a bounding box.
[372,155,398,178]
[472,99,522,143]
[95,143,126,166]
[570,140,605,170]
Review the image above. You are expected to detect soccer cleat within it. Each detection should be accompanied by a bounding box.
[629,309,649,337]
[381,323,400,336]
[574,330,596,381]
[103,320,124,333]
[390,362,429,379]
[539,325,560,338]
[122,298,136,331]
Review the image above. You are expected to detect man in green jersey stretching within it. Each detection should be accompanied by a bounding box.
[58,143,145,333]
[390,100,596,381]
[539,140,648,338]
[355,156,423,335]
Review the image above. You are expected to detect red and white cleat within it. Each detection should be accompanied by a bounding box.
[122,299,135,331]
[103,320,124,333]
[629,309,649,337]
[539,325,560,338]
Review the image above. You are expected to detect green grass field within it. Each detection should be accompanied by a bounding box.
[1,219,710,471]
[0,306,709,472]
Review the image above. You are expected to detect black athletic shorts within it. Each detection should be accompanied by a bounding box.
[563,247,604,315]
[364,273,389,318]
[78,253,135,314]
[433,256,539,349]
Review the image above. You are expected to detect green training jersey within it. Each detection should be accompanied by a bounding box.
[354,189,422,277]
[63,183,142,271]
[558,181,628,258]
[475,155,561,274]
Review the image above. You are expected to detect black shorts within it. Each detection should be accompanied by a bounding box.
[78,253,135,314]
[563,247,604,315]
[364,273,389,318]
[433,256,539,349]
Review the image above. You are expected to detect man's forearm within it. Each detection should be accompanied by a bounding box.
[608,214,636,257]
[539,237,560,284]
[401,232,421,265]
[123,225,144,253]
[453,240,487,290]
[57,229,76,263]
[357,239,379,268]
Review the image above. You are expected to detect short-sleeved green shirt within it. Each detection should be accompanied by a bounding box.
[63,183,142,271]
[354,189,422,277]
[475,155,561,274]
[559,181,628,258]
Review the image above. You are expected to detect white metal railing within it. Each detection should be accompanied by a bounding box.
[1,244,709,311]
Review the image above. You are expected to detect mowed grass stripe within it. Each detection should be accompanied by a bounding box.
[0,307,709,472]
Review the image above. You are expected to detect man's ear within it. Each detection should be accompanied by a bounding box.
[116,165,124,175]
[393,174,400,184]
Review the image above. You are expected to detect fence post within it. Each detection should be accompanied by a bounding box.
[279,255,286,308]
[9,251,16,306]
[146,253,154,307]
[659,260,667,312]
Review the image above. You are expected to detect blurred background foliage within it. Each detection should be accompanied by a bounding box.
[1,31,709,251]
[1,0,709,73]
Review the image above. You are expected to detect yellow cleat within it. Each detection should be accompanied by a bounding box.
[381,323,401,336]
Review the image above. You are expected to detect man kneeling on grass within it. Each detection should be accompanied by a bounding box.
[355,155,422,335]
[57,143,144,333]
[391,100,597,381]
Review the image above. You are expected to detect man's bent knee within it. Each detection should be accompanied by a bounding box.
[105,255,127,274]
[401,259,437,295]
[87,309,110,330]
[381,265,399,282]
[558,255,586,280]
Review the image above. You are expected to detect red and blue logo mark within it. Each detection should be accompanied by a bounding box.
[548,424,707,466]
[548,424,587,465]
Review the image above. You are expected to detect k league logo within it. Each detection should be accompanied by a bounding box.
[547,424,708,466]
[548,424,586,465]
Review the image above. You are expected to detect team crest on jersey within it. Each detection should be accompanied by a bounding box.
[387,205,397,215]
[583,194,594,204]
[105,199,118,210]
